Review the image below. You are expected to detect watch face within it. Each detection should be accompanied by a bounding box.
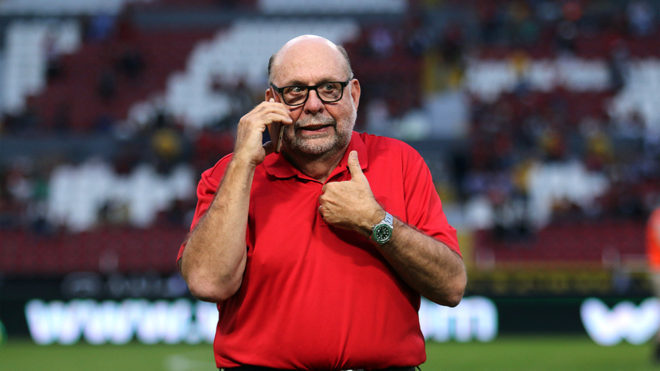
[374,224,392,244]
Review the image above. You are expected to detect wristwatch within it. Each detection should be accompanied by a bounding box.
[371,212,394,245]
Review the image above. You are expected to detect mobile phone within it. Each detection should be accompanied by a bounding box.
[275,124,284,153]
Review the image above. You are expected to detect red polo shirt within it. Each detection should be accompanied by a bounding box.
[178,131,460,369]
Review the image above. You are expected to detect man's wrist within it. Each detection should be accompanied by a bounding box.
[370,211,394,245]
[230,152,259,170]
[359,208,385,236]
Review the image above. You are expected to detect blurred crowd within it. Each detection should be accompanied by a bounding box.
[1,0,660,238]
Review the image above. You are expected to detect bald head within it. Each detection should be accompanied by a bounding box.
[267,35,353,83]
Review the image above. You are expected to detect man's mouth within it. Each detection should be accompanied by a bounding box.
[297,124,333,132]
[294,116,337,137]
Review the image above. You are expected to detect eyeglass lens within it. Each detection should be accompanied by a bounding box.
[282,82,344,105]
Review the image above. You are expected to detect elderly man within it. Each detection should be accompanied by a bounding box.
[178,35,466,370]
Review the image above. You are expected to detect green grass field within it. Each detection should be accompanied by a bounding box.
[0,336,657,371]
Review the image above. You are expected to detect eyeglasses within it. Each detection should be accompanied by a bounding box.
[270,77,353,107]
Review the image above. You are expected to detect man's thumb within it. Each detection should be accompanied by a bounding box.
[348,150,366,181]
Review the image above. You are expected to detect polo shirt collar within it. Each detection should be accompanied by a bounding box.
[263,131,368,181]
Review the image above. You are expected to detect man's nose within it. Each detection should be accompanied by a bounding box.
[303,89,324,114]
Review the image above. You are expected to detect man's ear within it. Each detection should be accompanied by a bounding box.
[265,88,274,101]
[349,78,361,111]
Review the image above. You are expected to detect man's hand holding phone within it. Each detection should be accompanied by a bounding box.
[234,98,292,167]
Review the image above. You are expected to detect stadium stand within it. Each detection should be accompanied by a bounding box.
[0,226,184,274]
[0,0,152,15]
[257,0,407,14]
[474,218,646,268]
[1,0,659,278]
[27,26,215,131]
[1,20,81,114]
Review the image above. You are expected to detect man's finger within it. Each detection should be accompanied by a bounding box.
[347,150,367,183]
